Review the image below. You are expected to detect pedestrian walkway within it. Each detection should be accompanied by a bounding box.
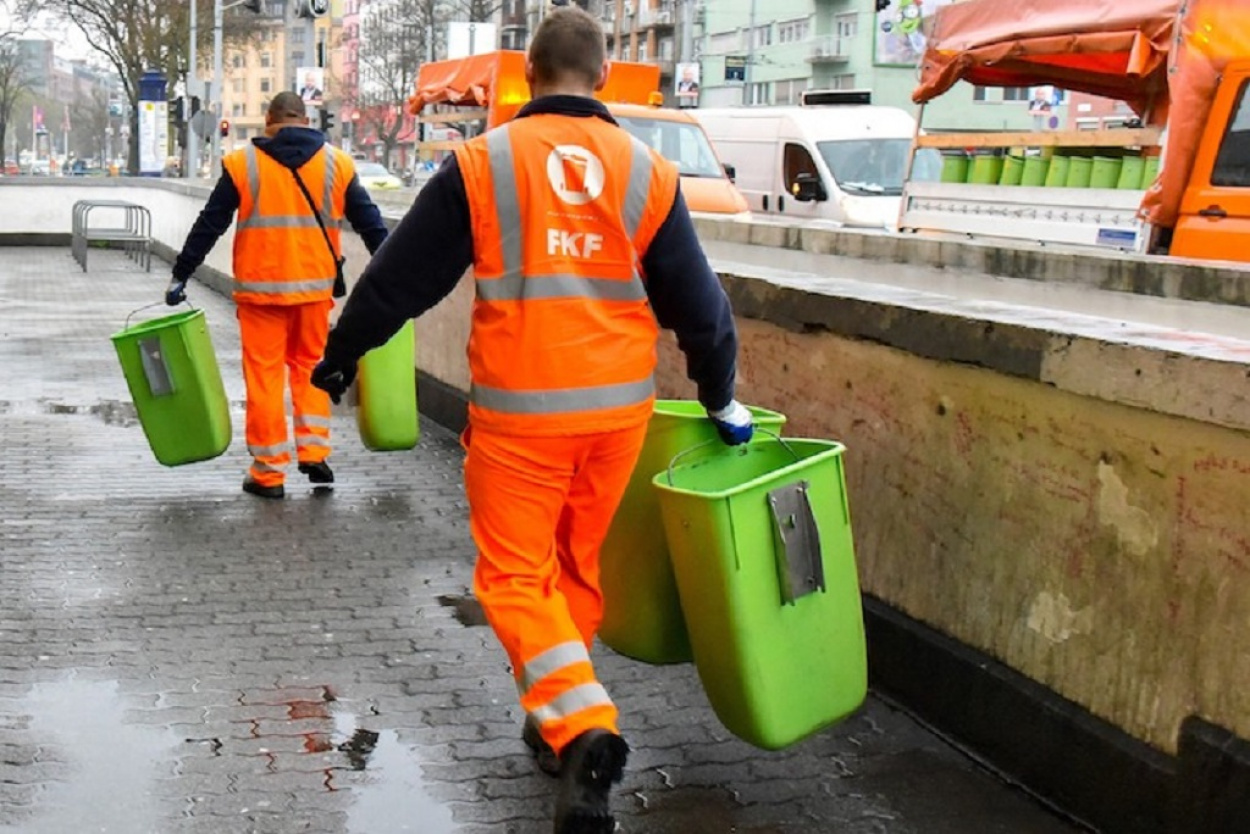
[0,247,1087,834]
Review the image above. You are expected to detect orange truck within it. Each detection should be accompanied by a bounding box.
[407,50,750,217]
[898,0,1250,264]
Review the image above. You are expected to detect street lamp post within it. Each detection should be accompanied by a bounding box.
[208,0,259,179]
[188,0,199,179]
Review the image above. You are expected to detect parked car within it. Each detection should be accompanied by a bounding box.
[355,162,403,190]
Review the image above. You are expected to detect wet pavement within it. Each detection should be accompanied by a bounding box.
[0,247,1088,833]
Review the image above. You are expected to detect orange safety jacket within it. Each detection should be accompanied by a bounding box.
[454,113,679,436]
[222,144,353,305]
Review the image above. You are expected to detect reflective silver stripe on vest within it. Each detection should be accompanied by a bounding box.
[624,137,652,241]
[486,126,523,277]
[295,436,331,450]
[529,683,614,725]
[238,146,342,230]
[472,377,654,415]
[235,277,337,295]
[519,641,590,695]
[244,144,261,207]
[476,272,647,303]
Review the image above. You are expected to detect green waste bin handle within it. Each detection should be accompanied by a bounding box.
[663,428,798,486]
[124,298,194,331]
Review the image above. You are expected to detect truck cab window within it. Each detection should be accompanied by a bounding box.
[1212,80,1250,188]
[784,143,821,194]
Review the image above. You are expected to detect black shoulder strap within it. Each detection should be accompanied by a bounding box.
[290,149,339,263]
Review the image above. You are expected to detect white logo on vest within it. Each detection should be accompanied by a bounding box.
[546,146,605,205]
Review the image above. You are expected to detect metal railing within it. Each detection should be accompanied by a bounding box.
[806,34,850,62]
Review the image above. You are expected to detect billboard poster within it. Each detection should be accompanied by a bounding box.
[873,0,959,67]
[296,66,325,106]
[675,63,700,108]
[138,100,168,175]
[724,56,747,83]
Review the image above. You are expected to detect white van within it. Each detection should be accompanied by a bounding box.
[690,92,942,228]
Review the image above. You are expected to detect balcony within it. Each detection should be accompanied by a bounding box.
[806,34,850,63]
[637,2,676,29]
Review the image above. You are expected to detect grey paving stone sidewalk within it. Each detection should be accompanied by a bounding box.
[0,247,1086,833]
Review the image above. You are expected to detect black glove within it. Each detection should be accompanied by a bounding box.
[311,358,357,405]
[165,278,187,306]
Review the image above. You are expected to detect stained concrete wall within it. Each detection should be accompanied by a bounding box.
[7,176,1249,760]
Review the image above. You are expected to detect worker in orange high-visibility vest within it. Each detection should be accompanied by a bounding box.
[166,92,388,499]
[312,8,752,832]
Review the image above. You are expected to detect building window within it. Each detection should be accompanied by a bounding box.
[746,81,769,105]
[232,54,245,69]
[232,102,244,117]
[293,28,305,43]
[751,24,771,49]
[1003,86,1030,102]
[829,74,855,90]
[708,32,740,54]
[835,12,857,39]
[260,78,272,93]
[777,18,810,44]
[637,40,648,61]
[261,51,272,68]
[973,86,990,102]
[774,78,807,105]
[292,50,305,64]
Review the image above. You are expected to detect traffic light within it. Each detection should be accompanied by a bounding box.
[220,119,230,138]
[319,110,335,134]
[190,96,201,116]
[170,97,185,122]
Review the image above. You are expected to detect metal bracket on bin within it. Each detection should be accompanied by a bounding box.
[138,337,175,397]
[767,480,825,603]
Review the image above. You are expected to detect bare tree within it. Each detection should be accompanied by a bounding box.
[0,35,32,165]
[24,0,263,173]
[354,0,446,168]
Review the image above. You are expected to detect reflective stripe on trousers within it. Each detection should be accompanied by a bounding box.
[463,422,649,755]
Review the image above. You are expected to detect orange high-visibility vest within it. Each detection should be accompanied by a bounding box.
[454,113,679,436]
[223,144,353,305]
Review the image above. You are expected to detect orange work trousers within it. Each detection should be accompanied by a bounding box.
[462,421,649,757]
[236,300,333,488]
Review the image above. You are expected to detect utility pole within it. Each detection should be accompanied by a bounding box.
[679,0,693,64]
[210,0,223,177]
[188,0,199,179]
[742,0,756,105]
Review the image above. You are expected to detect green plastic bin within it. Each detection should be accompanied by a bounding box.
[1141,155,1161,188]
[1020,155,1048,187]
[1118,156,1146,189]
[1044,155,1070,187]
[652,438,867,750]
[968,153,1003,184]
[1090,156,1122,189]
[1065,156,1093,188]
[599,400,786,664]
[356,319,418,451]
[940,153,970,183]
[998,155,1025,186]
[110,308,231,467]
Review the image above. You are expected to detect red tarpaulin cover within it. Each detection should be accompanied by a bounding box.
[912,0,1250,227]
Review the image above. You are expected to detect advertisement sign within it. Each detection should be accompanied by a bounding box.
[874,0,959,67]
[296,66,325,106]
[675,62,700,107]
[138,100,169,175]
[724,55,747,83]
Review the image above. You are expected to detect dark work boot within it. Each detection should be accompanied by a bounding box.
[242,477,284,499]
[552,729,629,834]
[298,461,334,484]
[522,714,561,777]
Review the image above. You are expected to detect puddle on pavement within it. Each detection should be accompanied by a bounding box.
[2,676,178,833]
[332,711,458,833]
[437,593,489,627]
